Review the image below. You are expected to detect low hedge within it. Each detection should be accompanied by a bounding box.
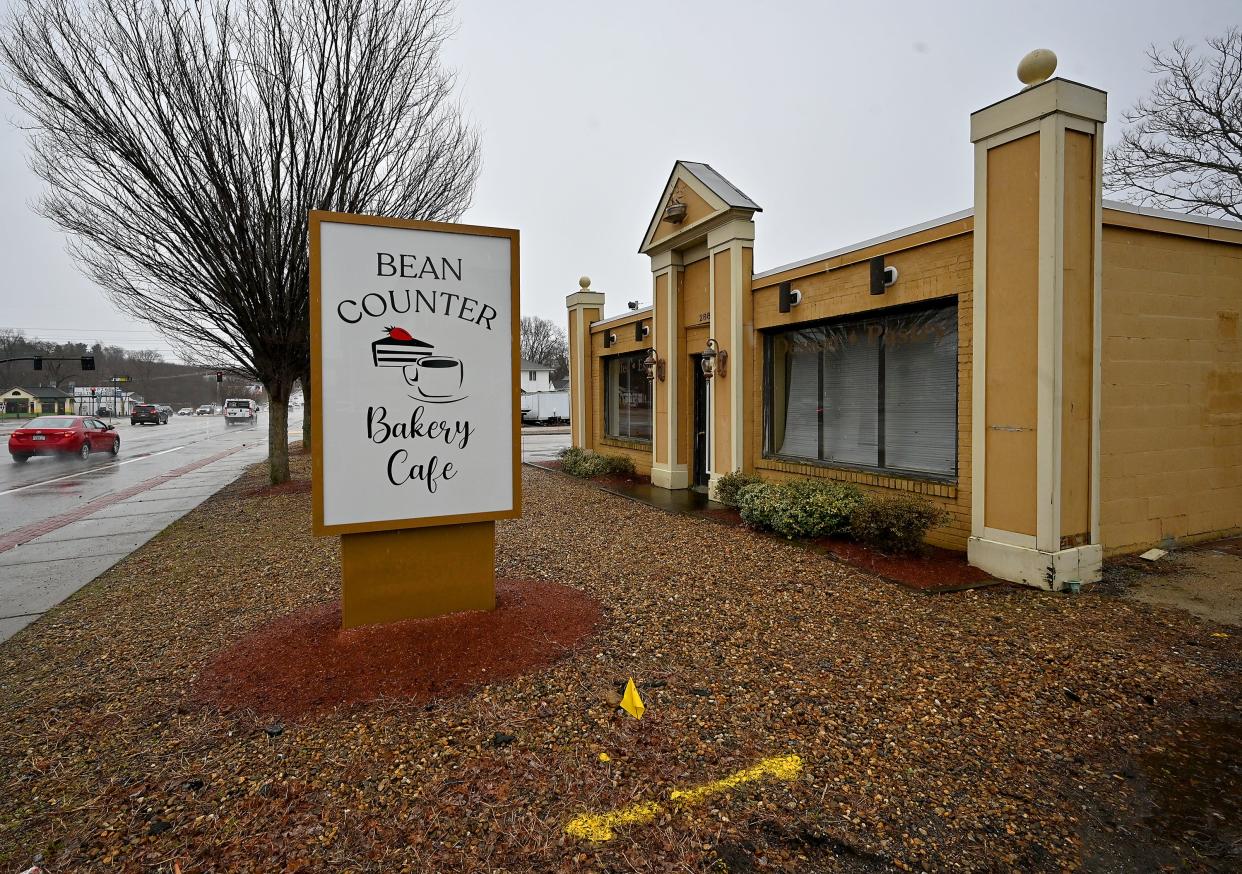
[737,478,864,539]
[734,474,945,552]
[712,470,763,508]
[847,494,948,554]
[558,447,636,479]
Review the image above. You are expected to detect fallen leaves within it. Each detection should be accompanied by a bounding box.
[0,457,1238,872]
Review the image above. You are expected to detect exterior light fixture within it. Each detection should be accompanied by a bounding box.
[870,256,898,295]
[643,348,665,382]
[700,338,727,379]
[778,281,802,313]
[635,320,650,341]
[662,201,687,224]
[603,331,616,348]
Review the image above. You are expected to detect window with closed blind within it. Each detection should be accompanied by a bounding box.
[764,301,958,478]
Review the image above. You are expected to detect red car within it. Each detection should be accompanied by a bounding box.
[8,415,121,463]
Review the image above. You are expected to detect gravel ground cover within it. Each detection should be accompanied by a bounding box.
[0,454,1239,872]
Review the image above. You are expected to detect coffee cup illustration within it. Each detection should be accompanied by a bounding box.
[404,356,465,402]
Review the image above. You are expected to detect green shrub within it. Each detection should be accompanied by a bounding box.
[736,481,782,530]
[737,477,864,539]
[603,453,636,476]
[848,494,948,553]
[713,471,764,508]
[558,447,635,478]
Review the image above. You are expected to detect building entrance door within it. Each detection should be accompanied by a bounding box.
[692,355,710,489]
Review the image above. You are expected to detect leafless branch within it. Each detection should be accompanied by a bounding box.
[2,0,480,482]
[1105,28,1242,220]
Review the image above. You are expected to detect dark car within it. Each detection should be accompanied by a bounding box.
[95,406,111,417]
[130,403,168,426]
[9,415,120,463]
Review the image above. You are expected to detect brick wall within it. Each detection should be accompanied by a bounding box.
[588,313,654,475]
[751,230,974,550]
[1099,219,1242,553]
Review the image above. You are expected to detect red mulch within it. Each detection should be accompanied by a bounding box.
[595,472,651,488]
[239,479,312,498]
[192,579,601,719]
[811,537,994,592]
[693,504,989,592]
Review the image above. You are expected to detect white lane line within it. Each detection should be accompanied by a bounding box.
[0,446,186,497]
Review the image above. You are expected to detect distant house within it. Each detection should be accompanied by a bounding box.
[72,387,143,415]
[520,360,555,393]
[2,386,75,416]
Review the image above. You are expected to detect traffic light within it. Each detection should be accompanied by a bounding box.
[33,356,42,371]
[81,355,96,371]
[216,371,223,383]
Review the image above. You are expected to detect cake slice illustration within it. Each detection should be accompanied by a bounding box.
[372,325,433,366]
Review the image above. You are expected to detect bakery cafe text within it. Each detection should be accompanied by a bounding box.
[368,405,472,493]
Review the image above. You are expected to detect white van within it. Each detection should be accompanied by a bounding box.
[223,398,258,425]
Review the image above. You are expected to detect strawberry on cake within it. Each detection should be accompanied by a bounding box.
[372,326,433,367]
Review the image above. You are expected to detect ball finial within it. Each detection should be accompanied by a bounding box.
[1017,49,1057,88]
[579,275,591,289]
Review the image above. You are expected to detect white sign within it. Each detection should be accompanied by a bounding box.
[311,213,520,534]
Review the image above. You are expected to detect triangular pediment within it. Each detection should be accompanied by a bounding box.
[639,161,760,254]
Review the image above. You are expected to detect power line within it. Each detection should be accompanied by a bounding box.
[0,324,172,335]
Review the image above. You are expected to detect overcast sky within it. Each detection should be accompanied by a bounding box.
[1,0,1237,357]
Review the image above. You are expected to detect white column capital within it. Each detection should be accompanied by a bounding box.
[707,218,756,251]
[565,290,605,309]
[970,78,1106,144]
[649,249,684,273]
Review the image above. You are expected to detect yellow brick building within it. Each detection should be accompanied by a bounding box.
[567,59,1241,589]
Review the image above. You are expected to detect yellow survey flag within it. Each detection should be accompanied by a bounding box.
[620,678,645,719]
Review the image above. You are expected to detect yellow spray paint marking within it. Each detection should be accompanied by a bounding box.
[564,754,803,842]
[668,753,803,806]
[565,800,663,842]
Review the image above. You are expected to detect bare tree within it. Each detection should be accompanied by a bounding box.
[2,0,480,482]
[520,316,568,382]
[1105,29,1242,220]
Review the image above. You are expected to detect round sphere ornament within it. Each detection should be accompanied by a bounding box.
[579,275,591,289]
[1017,49,1057,88]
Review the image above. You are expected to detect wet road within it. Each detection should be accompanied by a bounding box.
[0,414,556,642]
[0,411,301,642]
[520,424,570,462]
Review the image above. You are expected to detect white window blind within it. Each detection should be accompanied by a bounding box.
[822,324,879,467]
[885,308,957,474]
[768,302,957,477]
[778,349,819,458]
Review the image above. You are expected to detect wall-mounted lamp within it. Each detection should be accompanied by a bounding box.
[778,281,802,313]
[869,256,898,295]
[662,201,687,224]
[635,320,650,341]
[603,331,617,348]
[643,348,666,382]
[700,338,727,379]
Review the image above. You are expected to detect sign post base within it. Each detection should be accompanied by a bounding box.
[340,521,496,629]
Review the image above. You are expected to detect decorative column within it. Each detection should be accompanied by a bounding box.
[967,51,1106,589]
[566,277,604,449]
[650,251,688,489]
[706,218,755,499]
